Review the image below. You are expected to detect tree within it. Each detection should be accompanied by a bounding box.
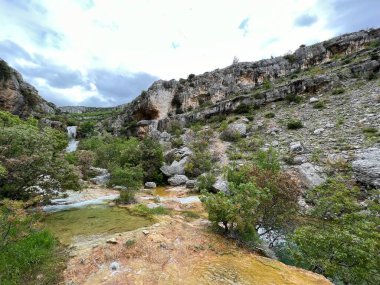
[0,112,80,200]
[288,179,380,284]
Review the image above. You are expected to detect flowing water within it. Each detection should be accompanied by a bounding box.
[43,205,153,244]
[66,126,79,152]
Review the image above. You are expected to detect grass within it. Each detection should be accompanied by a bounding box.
[287,119,303,130]
[362,127,379,138]
[129,204,169,217]
[0,230,66,285]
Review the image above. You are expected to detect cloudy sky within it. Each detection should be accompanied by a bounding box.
[0,0,379,107]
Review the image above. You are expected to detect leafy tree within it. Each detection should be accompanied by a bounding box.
[0,112,80,200]
[139,137,164,183]
[202,149,301,244]
[288,179,380,284]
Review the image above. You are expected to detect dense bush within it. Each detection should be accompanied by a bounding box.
[286,179,380,284]
[287,119,303,130]
[197,173,216,192]
[0,112,80,200]
[201,149,301,243]
[285,93,302,103]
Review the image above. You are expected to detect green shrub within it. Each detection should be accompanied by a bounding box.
[253,92,265,99]
[197,173,216,192]
[118,189,137,204]
[285,93,302,103]
[234,103,252,114]
[263,78,271,90]
[284,53,296,64]
[264,112,275,118]
[167,120,183,136]
[109,165,143,190]
[287,119,303,130]
[332,87,345,95]
[171,136,184,148]
[287,179,379,284]
[313,101,325,109]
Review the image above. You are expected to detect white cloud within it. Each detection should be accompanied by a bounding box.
[0,0,378,106]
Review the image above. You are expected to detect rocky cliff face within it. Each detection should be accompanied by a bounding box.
[0,59,56,118]
[108,28,380,134]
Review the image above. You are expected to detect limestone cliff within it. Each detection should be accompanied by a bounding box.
[0,59,56,118]
[108,28,380,134]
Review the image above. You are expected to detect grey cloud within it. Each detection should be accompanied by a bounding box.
[320,0,380,33]
[88,70,158,105]
[0,40,84,89]
[0,40,158,107]
[294,14,318,27]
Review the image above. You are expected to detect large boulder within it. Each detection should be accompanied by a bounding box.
[90,167,110,185]
[352,148,380,188]
[212,177,229,193]
[168,175,189,186]
[221,123,247,141]
[144,182,157,189]
[296,163,326,189]
[160,156,188,176]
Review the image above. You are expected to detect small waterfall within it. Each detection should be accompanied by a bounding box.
[66,126,79,152]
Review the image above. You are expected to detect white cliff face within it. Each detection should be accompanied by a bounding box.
[66,126,79,152]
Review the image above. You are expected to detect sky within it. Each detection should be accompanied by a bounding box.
[0,0,379,107]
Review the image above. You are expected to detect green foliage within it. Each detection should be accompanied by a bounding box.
[234,103,252,114]
[253,148,280,172]
[332,87,345,95]
[81,136,163,188]
[287,179,380,284]
[285,93,302,103]
[284,53,297,64]
[203,150,301,241]
[139,138,164,184]
[185,129,214,178]
[0,112,80,200]
[312,101,325,109]
[0,200,65,284]
[362,127,379,138]
[197,173,216,192]
[109,165,143,190]
[167,120,184,136]
[78,121,96,138]
[171,136,184,148]
[264,112,275,118]
[287,119,303,130]
[263,78,272,90]
[129,204,169,217]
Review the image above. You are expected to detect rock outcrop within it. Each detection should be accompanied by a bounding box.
[0,59,56,117]
[107,28,380,134]
[352,147,380,188]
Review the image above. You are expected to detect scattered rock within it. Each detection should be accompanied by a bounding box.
[313,128,324,135]
[168,175,189,186]
[309,97,319,103]
[160,157,188,177]
[145,182,157,189]
[352,148,380,188]
[297,163,326,188]
[142,230,150,235]
[110,262,120,271]
[289,141,304,153]
[89,167,110,185]
[106,238,118,244]
[112,186,127,191]
[293,155,307,165]
[212,177,229,193]
[186,180,197,189]
[325,123,335,128]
